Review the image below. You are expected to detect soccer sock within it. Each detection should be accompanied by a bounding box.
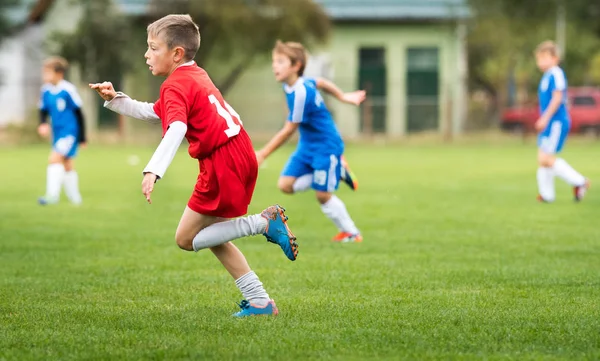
[45,163,65,203]
[320,195,360,235]
[537,167,555,202]
[552,158,586,186]
[292,174,313,193]
[63,170,82,205]
[192,214,267,251]
[235,271,270,306]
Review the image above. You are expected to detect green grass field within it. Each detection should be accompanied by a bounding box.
[1,139,599,360]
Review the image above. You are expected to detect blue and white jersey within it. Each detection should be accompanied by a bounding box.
[284,77,344,156]
[39,80,83,137]
[538,66,569,122]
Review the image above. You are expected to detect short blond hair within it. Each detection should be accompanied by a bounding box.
[43,56,69,74]
[273,40,308,76]
[147,14,201,61]
[535,40,561,59]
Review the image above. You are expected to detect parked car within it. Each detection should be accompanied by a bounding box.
[501,87,600,136]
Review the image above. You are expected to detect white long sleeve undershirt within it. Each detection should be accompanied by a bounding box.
[104,92,161,124]
[143,121,187,179]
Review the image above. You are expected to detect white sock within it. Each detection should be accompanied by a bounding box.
[45,163,65,203]
[553,158,585,186]
[235,271,270,306]
[63,170,82,205]
[537,167,555,202]
[292,174,313,193]
[320,195,359,235]
[192,214,267,251]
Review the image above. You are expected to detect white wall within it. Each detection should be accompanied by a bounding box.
[0,0,83,128]
[0,34,26,127]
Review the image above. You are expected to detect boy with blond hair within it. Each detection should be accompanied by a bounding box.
[90,14,297,317]
[37,56,86,206]
[534,40,589,202]
[256,41,364,243]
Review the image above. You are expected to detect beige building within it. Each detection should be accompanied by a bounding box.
[224,0,470,138]
[0,0,470,140]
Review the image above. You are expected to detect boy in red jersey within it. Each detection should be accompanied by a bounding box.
[90,14,297,317]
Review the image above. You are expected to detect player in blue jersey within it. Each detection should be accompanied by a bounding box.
[37,56,87,206]
[256,41,364,243]
[534,41,589,203]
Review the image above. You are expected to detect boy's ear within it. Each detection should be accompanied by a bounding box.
[173,46,186,62]
[292,61,303,72]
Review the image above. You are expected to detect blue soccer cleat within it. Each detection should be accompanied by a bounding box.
[340,155,359,191]
[233,299,279,317]
[261,205,298,261]
[38,197,57,206]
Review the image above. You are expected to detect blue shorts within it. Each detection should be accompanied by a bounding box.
[281,152,342,192]
[538,120,569,154]
[52,134,78,158]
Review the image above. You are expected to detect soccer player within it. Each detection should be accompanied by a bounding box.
[534,41,590,203]
[90,14,297,317]
[255,41,364,243]
[37,56,86,206]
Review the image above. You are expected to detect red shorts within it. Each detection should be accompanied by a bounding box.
[187,131,258,218]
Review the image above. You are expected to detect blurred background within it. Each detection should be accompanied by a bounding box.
[1,0,600,144]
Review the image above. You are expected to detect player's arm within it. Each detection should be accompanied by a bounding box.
[39,108,49,124]
[315,77,366,106]
[536,90,564,131]
[74,108,87,144]
[143,121,186,180]
[256,122,299,164]
[140,87,188,203]
[37,90,50,138]
[89,82,160,124]
[141,121,187,203]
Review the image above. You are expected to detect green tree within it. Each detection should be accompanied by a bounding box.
[467,0,600,120]
[54,0,329,95]
[148,0,330,94]
[51,0,133,128]
[52,0,132,83]
[0,0,20,44]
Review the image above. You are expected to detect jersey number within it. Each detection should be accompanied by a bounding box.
[208,94,243,138]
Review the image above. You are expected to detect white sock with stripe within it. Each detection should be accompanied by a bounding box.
[553,158,585,186]
[235,271,270,306]
[192,215,267,251]
[537,167,555,202]
[45,163,65,203]
[320,195,359,235]
[63,170,82,205]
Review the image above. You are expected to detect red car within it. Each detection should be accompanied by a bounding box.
[501,87,600,136]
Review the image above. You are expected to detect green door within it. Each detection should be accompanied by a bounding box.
[358,47,386,133]
[406,48,439,133]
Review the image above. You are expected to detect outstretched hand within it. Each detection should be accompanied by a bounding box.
[37,123,50,138]
[141,172,158,204]
[535,117,549,132]
[89,82,117,102]
[341,90,366,106]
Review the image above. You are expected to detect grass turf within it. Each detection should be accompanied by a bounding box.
[1,139,599,360]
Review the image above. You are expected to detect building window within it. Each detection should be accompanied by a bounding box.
[358,47,387,134]
[406,47,439,133]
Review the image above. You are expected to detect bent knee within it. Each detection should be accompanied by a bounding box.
[538,155,555,167]
[537,149,556,167]
[277,179,294,194]
[175,232,194,251]
[315,191,332,204]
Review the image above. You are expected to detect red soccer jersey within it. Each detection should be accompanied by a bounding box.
[153,63,244,160]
